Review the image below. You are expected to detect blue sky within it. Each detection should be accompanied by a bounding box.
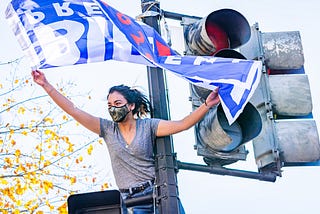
[1,0,320,213]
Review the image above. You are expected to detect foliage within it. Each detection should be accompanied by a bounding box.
[0,58,111,213]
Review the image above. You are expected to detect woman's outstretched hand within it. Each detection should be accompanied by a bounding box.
[31,70,48,87]
[205,88,220,108]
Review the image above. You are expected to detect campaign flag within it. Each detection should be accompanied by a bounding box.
[5,0,262,124]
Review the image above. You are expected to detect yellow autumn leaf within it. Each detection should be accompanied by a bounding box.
[47,142,52,149]
[15,183,26,195]
[21,130,28,136]
[36,144,42,152]
[12,209,20,214]
[0,178,8,185]
[4,157,13,167]
[87,144,93,155]
[57,202,68,214]
[98,139,103,145]
[16,164,27,173]
[0,209,8,214]
[31,128,38,133]
[24,199,35,208]
[52,150,58,156]
[70,176,76,185]
[67,143,74,152]
[44,129,51,135]
[43,160,51,167]
[14,79,19,84]
[42,180,53,194]
[61,136,69,142]
[101,182,109,190]
[17,106,26,114]
[14,149,21,157]
[76,156,83,164]
[25,162,34,170]
[3,187,16,201]
[43,117,53,124]
[16,200,22,206]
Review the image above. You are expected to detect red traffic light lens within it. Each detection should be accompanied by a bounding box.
[206,22,230,54]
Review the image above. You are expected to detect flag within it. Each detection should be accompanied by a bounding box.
[5,0,262,124]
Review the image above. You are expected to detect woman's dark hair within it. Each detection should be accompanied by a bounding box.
[108,85,152,118]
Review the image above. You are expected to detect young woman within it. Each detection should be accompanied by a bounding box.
[31,69,220,213]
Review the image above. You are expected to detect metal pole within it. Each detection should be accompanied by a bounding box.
[177,161,277,182]
[140,0,180,213]
[163,10,201,21]
[125,195,154,208]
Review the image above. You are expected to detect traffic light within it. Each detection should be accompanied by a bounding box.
[183,8,251,56]
[239,23,320,175]
[182,9,262,166]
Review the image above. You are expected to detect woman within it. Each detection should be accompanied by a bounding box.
[31,69,220,213]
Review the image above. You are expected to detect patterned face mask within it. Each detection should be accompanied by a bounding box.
[108,104,130,122]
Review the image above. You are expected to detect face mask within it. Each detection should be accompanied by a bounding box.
[108,104,130,122]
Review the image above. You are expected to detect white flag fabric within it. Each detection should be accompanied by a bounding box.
[5,0,262,124]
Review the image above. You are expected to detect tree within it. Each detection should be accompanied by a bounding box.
[0,58,111,213]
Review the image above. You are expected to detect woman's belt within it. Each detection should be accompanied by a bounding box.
[119,180,154,195]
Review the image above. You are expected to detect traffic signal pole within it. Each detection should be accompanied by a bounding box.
[140,0,181,213]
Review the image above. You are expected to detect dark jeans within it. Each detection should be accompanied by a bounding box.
[121,185,185,214]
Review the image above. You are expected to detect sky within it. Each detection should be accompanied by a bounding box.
[1,0,320,213]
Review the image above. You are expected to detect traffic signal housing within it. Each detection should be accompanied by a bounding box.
[240,24,320,175]
[189,49,262,166]
[183,8,251,56]
[182,9,262,166]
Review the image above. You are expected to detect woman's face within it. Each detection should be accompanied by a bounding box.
[107,91,127,108]
[107,91,134,122]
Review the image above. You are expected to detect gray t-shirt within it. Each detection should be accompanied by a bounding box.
[99,118,160,189]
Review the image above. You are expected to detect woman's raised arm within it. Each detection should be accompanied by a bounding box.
[32,70,100,135]
[156,89,220,137]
